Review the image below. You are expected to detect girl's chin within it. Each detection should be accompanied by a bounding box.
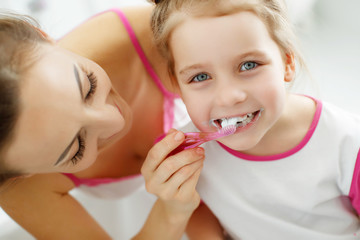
[217,137,258,153]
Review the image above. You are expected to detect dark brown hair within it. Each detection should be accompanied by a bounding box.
[0,11,48,186]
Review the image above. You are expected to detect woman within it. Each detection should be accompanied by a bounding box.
[0,6,204,239]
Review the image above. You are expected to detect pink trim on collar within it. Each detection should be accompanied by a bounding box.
[219,97,322,161]
[349,149,360,215]
[62,173,142,187]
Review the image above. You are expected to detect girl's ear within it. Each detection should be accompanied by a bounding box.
[284,53,296,82]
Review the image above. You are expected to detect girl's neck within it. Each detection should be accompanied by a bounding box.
[242,94,317,156]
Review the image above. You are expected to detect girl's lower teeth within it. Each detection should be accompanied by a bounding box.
[221,113,254,128]
[235,114,254,127]
[213,108,263,129]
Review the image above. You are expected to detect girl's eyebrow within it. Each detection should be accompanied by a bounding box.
[235,50,269,61]
[179,64,204,76]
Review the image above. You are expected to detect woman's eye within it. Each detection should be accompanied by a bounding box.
[191,73,210,82]
[70,135,86,166]
[240,61,258,71]
[85,72,97,99]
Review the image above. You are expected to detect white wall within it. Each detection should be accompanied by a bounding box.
[0,0,149,39]
[287,0,360,114]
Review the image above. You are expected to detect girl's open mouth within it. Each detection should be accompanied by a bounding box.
[210,108,264,130]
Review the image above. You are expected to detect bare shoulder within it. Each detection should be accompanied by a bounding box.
[0,173,74,203]
[121,5,177,93]
[58,5,174,92]
[58,5,154,62]
[121,5,154,32]
[0,174,111,238]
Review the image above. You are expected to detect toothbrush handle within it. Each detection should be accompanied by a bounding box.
[169,139,205,156]
[168,126,236,156]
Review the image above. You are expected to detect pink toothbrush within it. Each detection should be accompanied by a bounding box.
[170,125,237,155]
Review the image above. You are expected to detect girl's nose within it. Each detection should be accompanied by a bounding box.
[216,79,247,107]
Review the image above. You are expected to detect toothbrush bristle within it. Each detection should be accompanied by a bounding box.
[221,125,236,135]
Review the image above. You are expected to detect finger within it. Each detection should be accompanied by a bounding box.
[178,162,203,199]
[167,128,177,135]
[155,147,204,184]
[144,148,204,196]
[158,160,203,199]
[141,130,184,176]
[161,153,204,196]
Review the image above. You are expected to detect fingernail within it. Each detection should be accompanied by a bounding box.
[196,148,204,155]
[168,128,176,134]
[174,131,183,141]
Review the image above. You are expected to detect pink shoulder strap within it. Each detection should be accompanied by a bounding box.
[62,173,82,187]
[61,9,180,186]
[109,8,177,132]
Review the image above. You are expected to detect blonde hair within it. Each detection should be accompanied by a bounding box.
[150,0,305,79]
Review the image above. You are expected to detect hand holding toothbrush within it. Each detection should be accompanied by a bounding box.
[141,129,205,218]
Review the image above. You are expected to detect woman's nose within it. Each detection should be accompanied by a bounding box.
[86,104,124,139]
[215,79,247,107]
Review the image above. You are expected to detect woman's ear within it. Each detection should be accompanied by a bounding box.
[284,53,296,82]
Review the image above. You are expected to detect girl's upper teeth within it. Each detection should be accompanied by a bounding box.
[220,113,254,128]
[221,117,238,128]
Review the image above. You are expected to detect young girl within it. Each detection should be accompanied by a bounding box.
[150,0,360,239]
[0,7,204,239]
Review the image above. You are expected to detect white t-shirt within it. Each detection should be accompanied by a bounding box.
[181,99,360,239]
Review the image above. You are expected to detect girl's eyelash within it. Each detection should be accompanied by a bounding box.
[85,72,97,99]
[70,135,86,165]
[189,72,210,83]
[240,61,260,71]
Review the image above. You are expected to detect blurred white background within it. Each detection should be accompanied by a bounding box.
[0,0,359,239]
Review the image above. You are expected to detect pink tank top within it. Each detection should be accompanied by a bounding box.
[62,9,190,190]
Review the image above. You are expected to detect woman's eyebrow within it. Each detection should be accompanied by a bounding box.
[54,133,78,166]
[73,64,84,99]
[54,65,84,166]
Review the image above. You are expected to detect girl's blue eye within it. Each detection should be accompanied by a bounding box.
[240,62,258,71]
[192,73,210,82]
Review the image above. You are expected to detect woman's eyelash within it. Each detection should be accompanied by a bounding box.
[70,135,86,165]
[85,72,97,99]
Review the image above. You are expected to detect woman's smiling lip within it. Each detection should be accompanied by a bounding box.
[99,130,120,150]
[115,102,122,115]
